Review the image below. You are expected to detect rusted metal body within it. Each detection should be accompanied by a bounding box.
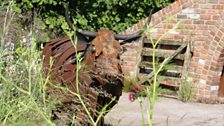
[43,30,124,125]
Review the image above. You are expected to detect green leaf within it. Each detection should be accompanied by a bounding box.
[12,0,172,33]
[13,6,21,13]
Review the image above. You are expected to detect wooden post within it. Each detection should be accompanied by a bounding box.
[181,41,191,85]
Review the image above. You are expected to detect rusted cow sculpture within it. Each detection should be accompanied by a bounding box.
[43,31,143,125]
[43,4,152,126]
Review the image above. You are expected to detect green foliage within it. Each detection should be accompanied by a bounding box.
[123,76,139,92]
[0,33,57,126]
[178,80,194,102]
[9,0,173,34]
[158,88,176,96]
[0,1,52,44]
[0,2,57,125]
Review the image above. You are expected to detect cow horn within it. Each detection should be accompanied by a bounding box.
[80,31,97,38]
[114,9,153,41]
[80,9,153,39]
[65,2,75,30]
[114,31,142,40]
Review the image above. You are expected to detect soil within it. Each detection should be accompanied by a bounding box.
[104,92,224,126]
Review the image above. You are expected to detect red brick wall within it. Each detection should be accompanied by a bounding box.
[121,0,224,99]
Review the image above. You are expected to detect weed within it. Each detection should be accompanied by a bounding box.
[123,76,142,92]
[137,21,182,126]
[0,1,57,125]
[178,80,194,102]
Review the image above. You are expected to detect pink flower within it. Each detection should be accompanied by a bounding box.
[132,85,140,93]
[129,92,135,102]
[131,85,144,93]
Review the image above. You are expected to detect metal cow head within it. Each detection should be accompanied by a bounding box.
[42,29,130,125]
[42,3,153,125]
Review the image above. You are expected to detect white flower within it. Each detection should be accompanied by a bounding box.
[22,36,27,43]
[24,60,28,66]
[9,42,14,51]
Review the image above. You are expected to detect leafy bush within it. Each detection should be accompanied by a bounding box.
[7,0,173,34]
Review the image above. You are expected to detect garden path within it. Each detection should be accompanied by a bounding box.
[105,92,224,126]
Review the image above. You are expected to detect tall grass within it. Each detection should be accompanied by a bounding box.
[0,3,59,126]
[0,2,57,125]
[178,79,194,102]
[0,1,115,126]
